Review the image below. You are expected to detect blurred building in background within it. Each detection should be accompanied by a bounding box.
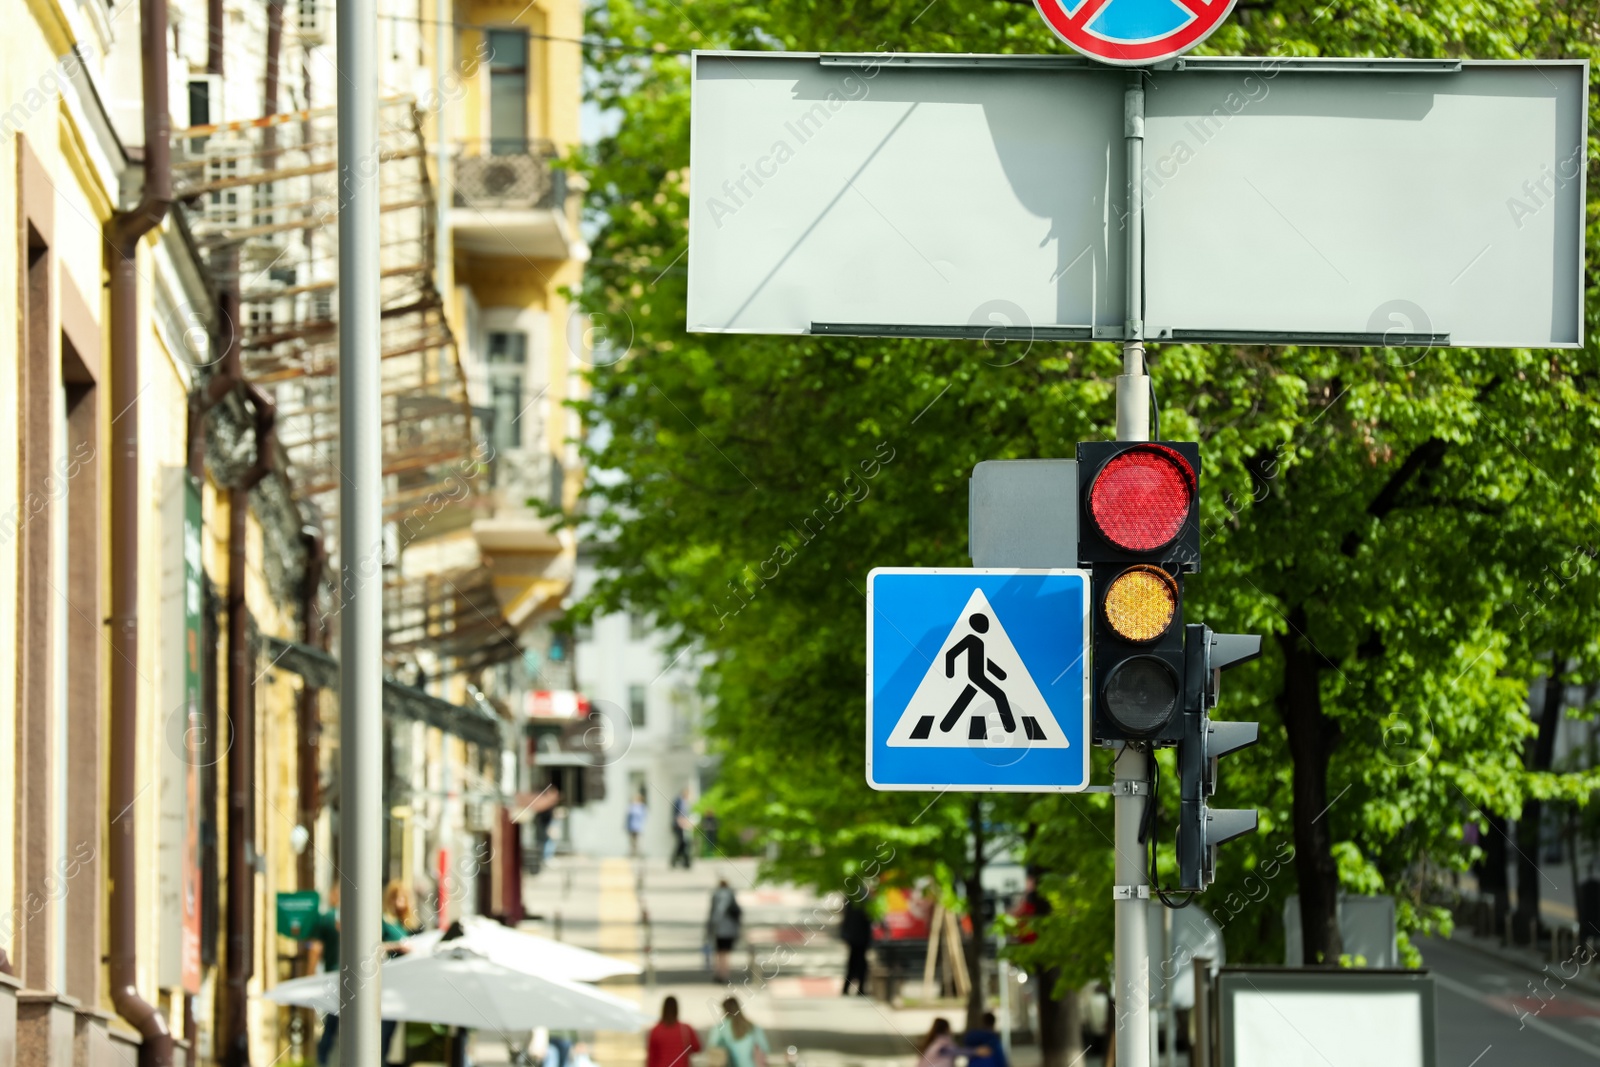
[0,0,585,1061]
[564,549,712,861]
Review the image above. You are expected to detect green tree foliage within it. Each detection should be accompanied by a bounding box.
[573,0,1600,971]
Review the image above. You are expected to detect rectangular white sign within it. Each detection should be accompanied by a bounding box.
[688,54,1587,349]
[688,53,1128,340]
[1142,61,1587,349]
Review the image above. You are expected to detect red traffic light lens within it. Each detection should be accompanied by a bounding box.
[1089,445,1195,552]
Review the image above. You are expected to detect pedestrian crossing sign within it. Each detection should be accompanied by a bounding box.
[866,568,1091,792]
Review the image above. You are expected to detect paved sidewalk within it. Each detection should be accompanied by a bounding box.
[468,855,1100,1067]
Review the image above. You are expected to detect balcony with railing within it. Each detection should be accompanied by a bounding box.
[450,139,583,261]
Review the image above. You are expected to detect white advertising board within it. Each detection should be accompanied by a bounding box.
[688,54,1587,349]
[1143,60,1587,349]
[688,53,1128,340]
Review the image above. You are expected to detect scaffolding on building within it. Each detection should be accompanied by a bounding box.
[173,96,522,676]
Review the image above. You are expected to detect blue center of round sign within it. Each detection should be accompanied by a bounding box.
[1034,0,1238,66]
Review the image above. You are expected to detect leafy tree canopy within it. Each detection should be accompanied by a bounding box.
[572,0,1600,970]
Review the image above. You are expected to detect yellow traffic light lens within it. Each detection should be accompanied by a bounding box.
[1103,566,1178,642]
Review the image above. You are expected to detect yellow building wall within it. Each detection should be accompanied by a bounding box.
[134,290,201,1031]
[0,0,128,984]
[0,0,72,971]
[244,505,305,1065]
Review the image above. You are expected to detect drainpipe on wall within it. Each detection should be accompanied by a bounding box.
[107,0,173,1060]
[297,526,326,904]
[185,250,244,480]
[222,384,275,1067]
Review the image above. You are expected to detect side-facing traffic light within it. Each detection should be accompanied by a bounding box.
[1078,442,1201,743]
[1177,625,1263,890]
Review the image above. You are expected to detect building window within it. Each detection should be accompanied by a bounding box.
[628,685,646,727]
[486,29,529,154]
[205,153,240,225]
[486,330,527,454]
[187,78,211,126]
[628,612,649,641]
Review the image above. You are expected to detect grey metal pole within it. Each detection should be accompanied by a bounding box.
[1162,908,1176,1067]
[1118,72,1149,442]
[433,0,451,295]
[337,0,384,1052]
[1192,956,1213,1067]
[1113,70,1152,1067]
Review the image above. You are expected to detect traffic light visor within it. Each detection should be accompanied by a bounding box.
[1102,656,1179,735]
[1088,445,1195,552]
[1103,565,1179,642]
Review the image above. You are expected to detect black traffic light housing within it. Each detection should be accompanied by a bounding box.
[1076,441,1202,572]
[1177,624,1263,891]
[1089,562,1187,743]
[1079,441,1202,744]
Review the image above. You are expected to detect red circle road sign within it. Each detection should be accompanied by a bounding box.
[1032,0,1238,66]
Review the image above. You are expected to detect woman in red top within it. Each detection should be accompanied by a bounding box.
[647,996,703,1067]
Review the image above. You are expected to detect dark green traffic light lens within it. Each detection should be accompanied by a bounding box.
[1102,656,1179,735]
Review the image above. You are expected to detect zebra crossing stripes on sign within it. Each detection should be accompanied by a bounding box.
[867,569,1091,793]
[886,588,1070,749]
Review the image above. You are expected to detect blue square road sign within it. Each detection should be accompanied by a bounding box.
[866,568,1091,792]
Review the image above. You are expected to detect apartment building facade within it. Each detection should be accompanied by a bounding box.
[0,0,585,1063]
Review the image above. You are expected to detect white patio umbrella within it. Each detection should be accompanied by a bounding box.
[403,916,641,983]
[262,947,646,1032]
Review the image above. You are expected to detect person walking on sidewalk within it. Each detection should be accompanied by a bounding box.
[307,883,342,1066]
[916,1019,957,1067]
[706,879,743,983]
[647,996,702,1067]
[840,897,874,996]
[671,788,695,869]
[709,998,769,1067]
[380,880,420,1063]
[962,1012,1008,1067]
[627,790,649,857]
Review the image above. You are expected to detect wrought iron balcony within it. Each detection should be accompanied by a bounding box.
[448,139,582,260]
[452,139,566,211]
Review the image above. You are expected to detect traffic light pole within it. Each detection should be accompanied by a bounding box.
[1113,71,1154,1067]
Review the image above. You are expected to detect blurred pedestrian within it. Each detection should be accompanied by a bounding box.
[962,1012,1007,1067]
[380,880,418,1062]
[627,790,649,857]
[647,995,702,1067]
[701,809,721,856]
[840,897,873,996]
[306,884,341,1066]
[916,1019,957,1067]
[707,879,743,982]
[570,1041,600,1067]
[672,788,695,869]
[709,997,769,1067]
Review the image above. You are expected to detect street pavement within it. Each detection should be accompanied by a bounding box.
[479,854,1091,1067]
[464,851,1600,1067]
[1420,934,1600,1065]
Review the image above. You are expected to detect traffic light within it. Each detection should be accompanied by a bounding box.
[1077,442,1201,743]
[1177,625,1263,890]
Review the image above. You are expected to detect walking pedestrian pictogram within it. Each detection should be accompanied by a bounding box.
[868,570,1090,792]
[888,590,1067,748]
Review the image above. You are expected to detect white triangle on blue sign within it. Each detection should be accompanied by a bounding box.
[886,588,1070,750]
